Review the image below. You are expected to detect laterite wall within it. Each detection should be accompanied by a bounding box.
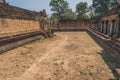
[0,3,41,35]
[0,18,40,34]
[59,19,90,28]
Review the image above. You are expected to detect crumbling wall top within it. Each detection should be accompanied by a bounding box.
[0,0,6,3]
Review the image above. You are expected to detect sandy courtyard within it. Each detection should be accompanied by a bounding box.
[0,32,116,80]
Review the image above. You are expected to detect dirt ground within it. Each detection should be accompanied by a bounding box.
[0,32,116,80]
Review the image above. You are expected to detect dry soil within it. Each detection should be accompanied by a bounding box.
[0,32,116,80]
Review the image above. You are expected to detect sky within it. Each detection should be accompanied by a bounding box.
[5,0,92,15]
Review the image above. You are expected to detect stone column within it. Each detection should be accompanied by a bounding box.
[94,23,95,30]
[98,22,101,32]
[95,23,97,30]
[106,21,108,35]
[96,22,98,31]
[94,23,96,30]
[101,22,104,33]
[107,21,110,35]
[100,22,103,33]
[118,18,120,37]
[109,21,113,37]
[113,20,119,38]
[96,22,99,31]
[103,21,107,34]
[92,23,95,30]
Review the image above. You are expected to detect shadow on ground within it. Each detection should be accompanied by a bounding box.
[87,31,119,80]
[98,50,118,80]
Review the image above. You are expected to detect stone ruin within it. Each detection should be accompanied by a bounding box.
[0,0,52,54]
[0,3,39,20]
[89,2,120,75]
[0,0,6,3]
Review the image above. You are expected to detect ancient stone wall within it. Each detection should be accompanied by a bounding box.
[0,18,40,35]
[89,6,120,68]
[0,2,53,53]
[0,3,41,35]
[57,19,90,30]
[90,7,120,39]
[59,19,90,27]
[0,0,6,3]
[0,3,39,20]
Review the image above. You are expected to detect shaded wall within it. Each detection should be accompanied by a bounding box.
[89,7,120,67]
[90,7,120,39]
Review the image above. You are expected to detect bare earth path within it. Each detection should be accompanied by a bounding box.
[0,32,116,80]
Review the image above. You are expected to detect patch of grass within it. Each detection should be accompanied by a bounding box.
[89,72,93,76]
[53,63,59,66]
[79,71,83,75]
[53,72,57,76]
[65,44,79,51]
[60,61,64,65]
[89,65,94,68]
[20,51,25,55]
[20,51,31,55]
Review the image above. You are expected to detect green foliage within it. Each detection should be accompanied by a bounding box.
[49,0,69,20]
[89,6,95,18]
[63,9,77,20]
[76,2,89,19]
[51,13,60,20]
[89,72,93,76]
[93,0,117,16]
[50,0,77,20]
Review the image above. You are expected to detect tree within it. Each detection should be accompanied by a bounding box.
[63,9,77,20]
[93,0,117,16]
[89,6,95,18]
[49,0,69,20]
[50,13,60,20]
[76,2,89,19]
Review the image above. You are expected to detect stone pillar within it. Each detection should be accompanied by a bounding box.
[94,23,95,30]
[92,23,95,29]
[103,21,107,34]
[118,17,120,37]
[94,23,96,30]
[106,21,108,35]
[95,23,97,30]
[109,21,113,37]
[100,22,103,33]
[113,20,119,38]
[107,21,110,35]
[96,22,99,31]
[98,22,101,32]
[96,22,98,31]
[101,22,104,33]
